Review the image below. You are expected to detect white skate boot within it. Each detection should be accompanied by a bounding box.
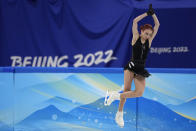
[104,90,120,106]
[115,111,124,128]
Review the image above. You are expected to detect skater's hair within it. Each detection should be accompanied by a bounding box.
[140,24,153,32]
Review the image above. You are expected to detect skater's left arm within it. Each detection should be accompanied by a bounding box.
[149,14,160,47]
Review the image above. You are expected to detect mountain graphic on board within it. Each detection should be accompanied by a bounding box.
[136,97,196,131]
[19,105,77,124]
[42,96,81,112]
[18,98,137,131]
[167,98,196,119]
[17,97,196,131]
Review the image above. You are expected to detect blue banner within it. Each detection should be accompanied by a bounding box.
[0,0,196,68]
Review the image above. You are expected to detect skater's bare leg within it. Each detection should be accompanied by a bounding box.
[118,70,134,112]
[120,75,146,99]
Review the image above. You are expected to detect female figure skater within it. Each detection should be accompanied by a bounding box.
[104,4,160,127]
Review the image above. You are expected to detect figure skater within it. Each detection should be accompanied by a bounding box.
[104,4,160,127]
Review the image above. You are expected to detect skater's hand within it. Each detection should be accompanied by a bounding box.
[147,4,155,16]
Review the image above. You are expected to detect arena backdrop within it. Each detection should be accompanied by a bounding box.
[0,0,196,68]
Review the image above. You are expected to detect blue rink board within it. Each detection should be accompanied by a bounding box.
[0,67,196,131]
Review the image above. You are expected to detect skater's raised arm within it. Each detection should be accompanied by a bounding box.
[132,13,148,45]
[147,4,160,46]
[149,14,160,46]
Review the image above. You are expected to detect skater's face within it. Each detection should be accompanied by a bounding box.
[141,29,153,40]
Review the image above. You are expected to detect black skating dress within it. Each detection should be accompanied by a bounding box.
[124,36,151,78]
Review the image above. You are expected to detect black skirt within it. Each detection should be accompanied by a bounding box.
[124,60,151,78]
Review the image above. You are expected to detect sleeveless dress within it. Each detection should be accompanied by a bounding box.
[124,37,151,78]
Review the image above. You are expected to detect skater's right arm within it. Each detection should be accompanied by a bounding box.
[132,13,148,46]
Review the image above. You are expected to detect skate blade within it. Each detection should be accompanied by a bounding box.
[117,123,124,128]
